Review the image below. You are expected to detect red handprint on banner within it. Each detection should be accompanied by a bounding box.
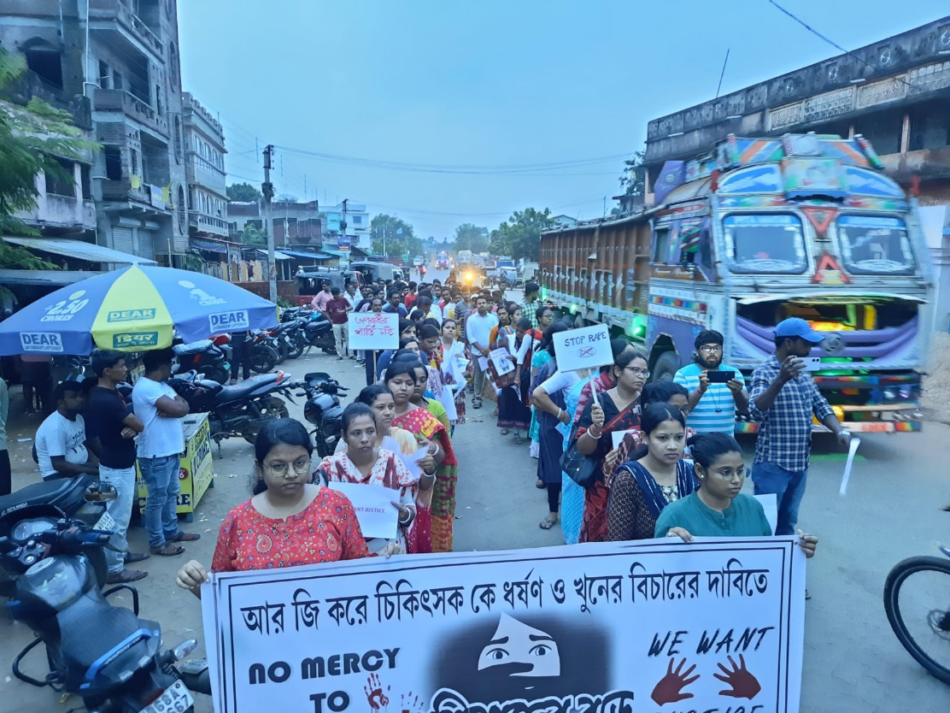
[651,658,699,706]
[364,673,390,711]
[714,654,761,700]
[401,692,427,713]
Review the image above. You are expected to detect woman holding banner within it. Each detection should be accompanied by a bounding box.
[494,318,534,443]
[315,404,418,554]
[175,419,393,596]
[420,324,458,425]
[386,360,458,553]
[606,403,698,542]
[575,347,648,543]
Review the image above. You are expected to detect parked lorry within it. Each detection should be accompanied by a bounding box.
[539,132,931,434]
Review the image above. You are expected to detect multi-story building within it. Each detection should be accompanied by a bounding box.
[183,92,228,241]
[322,201,371,250]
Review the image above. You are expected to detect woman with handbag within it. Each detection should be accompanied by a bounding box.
[606,403,699,542]
[573,347,649,543]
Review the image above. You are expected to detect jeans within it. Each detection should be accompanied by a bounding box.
[332,322,348,357]
[752,461,807,536]
[99,465,136,573]
[140,455,181,549]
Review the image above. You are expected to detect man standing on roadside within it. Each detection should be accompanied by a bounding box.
[384,289,409,318]
[133,349,199,558]
[674,330,748,435]
[343,281,359,310]
[465,296,498,409]
[35,380,98,480]
[87,350,149,583]
[520,282,541,329]
[749,318,850,540]
[310,281,333,313]
[326,287,351,359]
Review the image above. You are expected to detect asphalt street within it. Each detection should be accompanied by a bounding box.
[2,341,950,712]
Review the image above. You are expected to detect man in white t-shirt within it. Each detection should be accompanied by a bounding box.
[132,349,198,557]
[35,380,98,480]
[465,296,499,409]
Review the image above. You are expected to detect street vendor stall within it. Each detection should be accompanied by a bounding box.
[135,412,214,522]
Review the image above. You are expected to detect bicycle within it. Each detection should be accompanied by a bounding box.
[884,546,950,684]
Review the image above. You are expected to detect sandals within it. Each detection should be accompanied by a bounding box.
[151,543,185,556]
[106,568,147,583]
[169,531,201,543]
[536,479,545,489]
[513,434,524,445]
[539,515,558,530]
[500,428,509,436]
[473,398,482,409]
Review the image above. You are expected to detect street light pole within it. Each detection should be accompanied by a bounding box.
[262,144,276,303]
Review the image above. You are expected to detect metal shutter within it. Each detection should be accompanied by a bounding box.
[112,226,134,255]
[137,229,154,260]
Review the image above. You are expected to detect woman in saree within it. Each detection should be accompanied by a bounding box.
[574,347,648,543]
[527,306,556,459]
[487,304,513,419]
[419,323,458,425]
[495,318,534,443]
[386,360,459,553]
[440,319,468,426]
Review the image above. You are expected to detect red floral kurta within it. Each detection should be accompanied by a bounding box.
[210,488,370,573]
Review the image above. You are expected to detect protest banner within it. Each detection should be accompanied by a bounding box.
[553,324,612,373]
[348,312,399,351]
[201,538,805,713]
[489,348,514,376]
[327,482,400,539]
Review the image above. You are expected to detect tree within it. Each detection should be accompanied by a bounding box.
[370,214,420,257]
[0,47,98,268]
[227,182,262,203]
[489,208,554,261]
[239,224,267,246]
[618,149,646,198]
[454,223,489,253]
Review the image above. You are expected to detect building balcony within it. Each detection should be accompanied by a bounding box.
[188,211,229,238]
[880,147,950,184]
[88,0,164,61]
[93,88,168,138]
[101,178,170,215]
[17,194,97,232]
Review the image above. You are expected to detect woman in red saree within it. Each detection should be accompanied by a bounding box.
[386,360,458,553]
[575,348,648,543]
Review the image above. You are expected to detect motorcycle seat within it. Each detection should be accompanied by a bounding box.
[56,595,152,675]
[216,374,280,401]
[174,340,214,356]
[0,476,91,518]
[305,320,330,332]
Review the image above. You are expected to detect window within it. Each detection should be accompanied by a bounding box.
[104,146,122,180]
[44,158,75,197]
[723,214,807,274]
[836,215,915,275]
[24,41,63,89]
[99,60,110,88]
[352,215,362,224]
[113,71,123,91]
[130,148,140,176]
[652,227,671,264]
[80,165,91,199]
[155,85,162,114]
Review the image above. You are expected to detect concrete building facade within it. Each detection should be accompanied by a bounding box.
[323,202,371,250]
[182,92,227,240]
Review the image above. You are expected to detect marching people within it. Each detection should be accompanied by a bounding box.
[175,419,397,596]
[34,380,98,480]
[607,403,698,542]
[326,286,352,360]
[440,318,469,426]
[674,330,748,435]
[86,350,149,583]
[419,324,458,425]
[495,318,534,444]
[132,349,199,558]
[384,289,409,318]
[574,347,649,543]
[314,403,418,554]
[465,295,499,410]
[748,318,850,540]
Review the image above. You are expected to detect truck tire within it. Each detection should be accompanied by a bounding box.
[652,351,680,383]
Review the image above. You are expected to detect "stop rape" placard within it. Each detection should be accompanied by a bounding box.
[553,323,613,372]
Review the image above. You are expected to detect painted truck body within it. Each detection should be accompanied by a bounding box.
[539,133,931,433]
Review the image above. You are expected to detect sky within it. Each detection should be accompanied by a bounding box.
[178,1,949,240]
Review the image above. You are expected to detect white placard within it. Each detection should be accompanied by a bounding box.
[327,482,399,539]
[553,323,613,372]
[611,428,637,449]
[838,436,861,496]
[490,348,514,376]
[477,356,490,372]
[348,312,400,351]
[202,538,806,713]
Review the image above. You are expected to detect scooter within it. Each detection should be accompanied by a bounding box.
[172,335,231,385]
[298,372,348,458]
[0,492,199,713]
[170,369,294,445]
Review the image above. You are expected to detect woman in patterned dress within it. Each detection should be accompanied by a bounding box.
[175,419,396,595]
[606,403,698,542]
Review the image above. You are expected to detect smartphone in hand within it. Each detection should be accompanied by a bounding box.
[706,370,735,384]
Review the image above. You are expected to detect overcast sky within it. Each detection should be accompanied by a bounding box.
[178,1,948,239]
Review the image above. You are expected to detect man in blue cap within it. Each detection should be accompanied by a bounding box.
[748,317,850,544]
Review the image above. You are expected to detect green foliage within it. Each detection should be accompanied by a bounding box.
[227,182,263,203]
[489,208,554,261]
[181,248,208,272]
[370,214,421,258]
[0,47,98,248]
[619,150,646,197]
[240,225,267,246]
[0,242,59,270]
[454,223,489,254]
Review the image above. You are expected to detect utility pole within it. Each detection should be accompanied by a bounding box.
[340,198,349,270]
[262,144,276,302]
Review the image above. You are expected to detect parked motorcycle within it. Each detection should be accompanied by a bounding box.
[0,503,199,713]
[302,313,336,355]
[170,369,294,444]
[297,372,348,458]
[172,335,231,385]
[246,331,281,374]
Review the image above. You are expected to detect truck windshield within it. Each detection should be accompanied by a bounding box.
[836,215,915,275]
[723,214,807,274]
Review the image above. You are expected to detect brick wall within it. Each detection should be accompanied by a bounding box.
[233,280,298,303]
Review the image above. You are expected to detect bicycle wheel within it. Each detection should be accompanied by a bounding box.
[884,555,950,684]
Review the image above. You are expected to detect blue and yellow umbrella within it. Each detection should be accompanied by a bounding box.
[0,266,278,355]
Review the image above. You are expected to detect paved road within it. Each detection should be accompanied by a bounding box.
[2,347,950,712]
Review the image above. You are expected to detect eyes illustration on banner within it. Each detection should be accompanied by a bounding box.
[476,613,561,678]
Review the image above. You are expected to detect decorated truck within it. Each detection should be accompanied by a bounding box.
[539,132,931,433]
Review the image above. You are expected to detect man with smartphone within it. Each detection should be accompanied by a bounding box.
[749,317,850,542]
[674,330,748,435]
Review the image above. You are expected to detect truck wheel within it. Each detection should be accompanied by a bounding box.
[652,351,680,383]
